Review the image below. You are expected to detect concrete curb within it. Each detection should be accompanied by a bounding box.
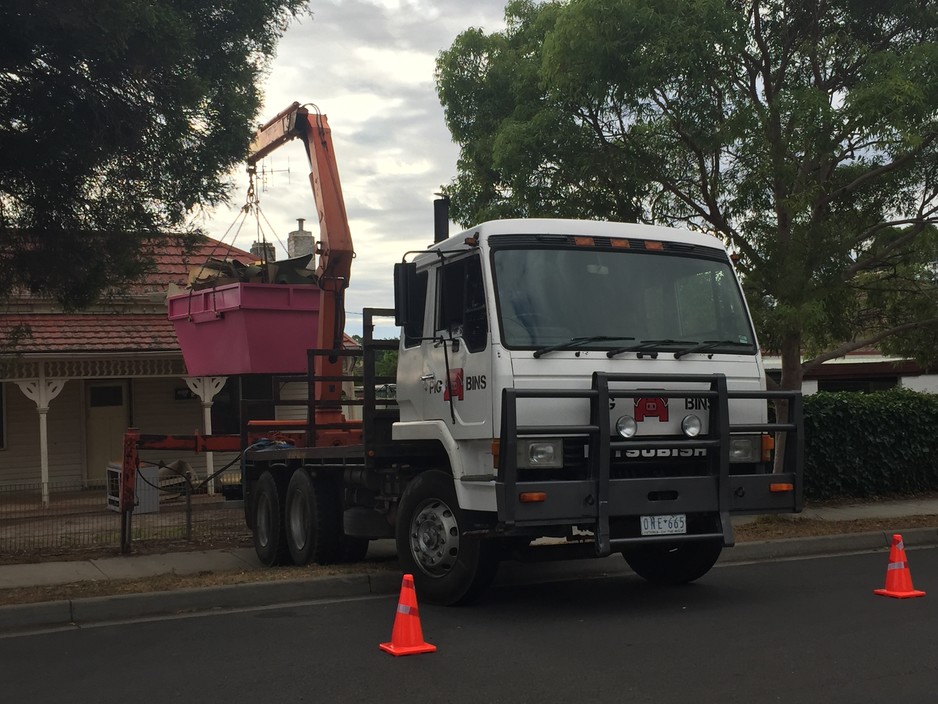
[719,526,938,563]
[3,530,937,634]
[0,600,73,634]
[0,572,402,634]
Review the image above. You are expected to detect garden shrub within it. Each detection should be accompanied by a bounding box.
[802,388,938,501]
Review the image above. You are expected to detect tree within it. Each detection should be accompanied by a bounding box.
[350,334,399,380]
[0,0,308,309]
[436,0,938,392]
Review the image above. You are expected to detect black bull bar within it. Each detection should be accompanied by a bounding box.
[495,372,804,556]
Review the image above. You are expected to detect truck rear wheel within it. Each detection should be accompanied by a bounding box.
[623,540,723,585]
[284,469,340,566]
[396,470,498,606]
[253,471,289,567]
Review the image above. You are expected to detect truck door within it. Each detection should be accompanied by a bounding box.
[425,253,493,439]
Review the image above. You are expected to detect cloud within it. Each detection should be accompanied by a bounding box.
[202,0,508,336]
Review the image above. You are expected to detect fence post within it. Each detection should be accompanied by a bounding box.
[120,429,140,554]
[185,478,193,541]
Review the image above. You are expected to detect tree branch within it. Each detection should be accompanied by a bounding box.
[802,317,938,373]
[821,131,938,210]
[844,220,929,278]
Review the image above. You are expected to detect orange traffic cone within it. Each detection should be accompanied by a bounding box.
[379,574,437,656]
[874,534,925,599]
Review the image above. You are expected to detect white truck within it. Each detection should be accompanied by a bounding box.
[379,216,803,603]
[128,104,803,605]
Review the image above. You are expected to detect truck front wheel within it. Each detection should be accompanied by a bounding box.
[253,471,290,567]
[623,540,723,585]
[396,470,498,606]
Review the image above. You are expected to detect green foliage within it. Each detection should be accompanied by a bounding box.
[374,346,399,380]
[0,0,308,309]
[437,0,938,387]
[435,0,648,226]
[803,389,938,500]
[350,335,399,381]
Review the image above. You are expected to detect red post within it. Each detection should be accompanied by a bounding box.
[120,429,140,554]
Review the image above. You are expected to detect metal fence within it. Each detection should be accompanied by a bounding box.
[0,465,250,564]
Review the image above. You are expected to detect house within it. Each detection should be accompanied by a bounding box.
[763,348,938,394]
[0,236,259,500]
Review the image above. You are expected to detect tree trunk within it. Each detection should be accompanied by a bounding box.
[773,334,804,473]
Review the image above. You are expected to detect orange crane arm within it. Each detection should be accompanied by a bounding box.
[247,102,354,298]
[247,102,353,408]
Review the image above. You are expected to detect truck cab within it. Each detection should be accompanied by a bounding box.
[392,218,802,604]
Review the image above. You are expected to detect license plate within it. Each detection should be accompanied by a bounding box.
[640,514,687,536]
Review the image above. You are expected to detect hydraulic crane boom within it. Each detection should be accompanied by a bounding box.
[247,102,353,410]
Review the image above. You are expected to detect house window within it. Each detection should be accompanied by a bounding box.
[89,385,124,407]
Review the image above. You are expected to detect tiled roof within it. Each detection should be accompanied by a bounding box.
[0,314,178,353]
[2,236,257,356]
[132,236,256,294]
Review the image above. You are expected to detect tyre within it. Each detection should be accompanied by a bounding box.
[253,471,289,567]
[284,469,340,566]
[396,470,499,606]
[623,540,723,586]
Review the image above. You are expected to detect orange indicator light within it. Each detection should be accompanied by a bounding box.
[519,492,547,503]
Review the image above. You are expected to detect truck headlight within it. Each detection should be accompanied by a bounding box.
[681,414,702,437]
[729,435,760,463]
[516,439,563,469]
[615,415,638,439]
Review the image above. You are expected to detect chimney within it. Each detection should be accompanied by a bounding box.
[250,240,276,263]
[288,218,315,259]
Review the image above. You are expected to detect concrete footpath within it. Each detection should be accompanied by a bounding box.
[1,497,936,634]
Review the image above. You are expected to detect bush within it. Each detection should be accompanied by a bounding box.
[803,388,938,501]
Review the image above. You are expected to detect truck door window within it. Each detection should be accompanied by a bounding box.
[437,255,488,352]
[403,270,429,348]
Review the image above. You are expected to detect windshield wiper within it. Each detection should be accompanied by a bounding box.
[673,339,751,359]
[606,339,694,359]
[533,336,635,359]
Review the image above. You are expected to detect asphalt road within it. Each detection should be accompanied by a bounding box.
[2,549,936,704]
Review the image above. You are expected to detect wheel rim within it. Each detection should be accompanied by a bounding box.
[287,490,308,551]
[409,497,459,577]
[256,493,271,548]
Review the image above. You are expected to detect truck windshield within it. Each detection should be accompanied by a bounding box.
[492,246,756,353]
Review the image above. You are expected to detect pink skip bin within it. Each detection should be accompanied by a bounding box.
[168,283,320,376]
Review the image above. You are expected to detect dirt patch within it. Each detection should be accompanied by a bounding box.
[0,535,253,567]
[733,513,937,541]
[1,513,935,608]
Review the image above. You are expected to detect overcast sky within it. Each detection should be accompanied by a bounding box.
[199,0,510,336]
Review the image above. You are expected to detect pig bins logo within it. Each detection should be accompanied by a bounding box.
[444,369,465,401]
[634,397,669,422]
[438,368,486,401]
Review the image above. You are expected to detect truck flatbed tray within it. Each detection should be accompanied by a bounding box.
[243,444,366,462]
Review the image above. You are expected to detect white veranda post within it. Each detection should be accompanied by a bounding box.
[16,368,67,507]
[184,376,228,496]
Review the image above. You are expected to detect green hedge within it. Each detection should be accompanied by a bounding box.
[803,388,938,501]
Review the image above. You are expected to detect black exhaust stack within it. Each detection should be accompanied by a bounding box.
[433,194,450,243]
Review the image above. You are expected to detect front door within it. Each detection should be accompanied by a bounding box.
[424,253,493,439]
[85,381,129,483]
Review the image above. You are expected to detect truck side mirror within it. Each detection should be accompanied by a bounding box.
[393,262,418,327]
